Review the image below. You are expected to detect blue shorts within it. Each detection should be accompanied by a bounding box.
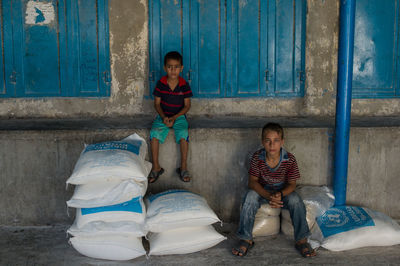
[150,115,189,144]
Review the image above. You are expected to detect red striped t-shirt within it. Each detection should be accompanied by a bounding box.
[249,148,300,187]
[153,76,193,117]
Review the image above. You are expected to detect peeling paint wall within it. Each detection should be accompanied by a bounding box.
[0,0,399,119]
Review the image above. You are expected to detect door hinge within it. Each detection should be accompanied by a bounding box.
[297,70,306,82]
[103,71,111,83]
[149,71,155,82]
[187,69,192,82]
[265,70,273,82]
[10,71,17,84]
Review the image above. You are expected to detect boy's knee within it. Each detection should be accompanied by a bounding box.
[243,190,260,205]
[286,192,304,208]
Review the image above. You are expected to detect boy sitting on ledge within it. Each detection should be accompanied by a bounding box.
[232,122,316,258]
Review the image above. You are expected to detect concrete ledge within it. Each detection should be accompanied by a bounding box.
[1,115,400,130]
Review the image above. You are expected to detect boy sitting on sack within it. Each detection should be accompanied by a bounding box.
[232,123,316,258]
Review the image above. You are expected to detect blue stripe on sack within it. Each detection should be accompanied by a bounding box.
[84,140,142,155]
[148,189,190,203]
[317,206,375,238]
[81,196,143,215]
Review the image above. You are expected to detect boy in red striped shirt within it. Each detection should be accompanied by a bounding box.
[148,51,193,183]
[232,123,316,258]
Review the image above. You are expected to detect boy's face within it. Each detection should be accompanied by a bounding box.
[164,59,183,80]
[262,130,284,158]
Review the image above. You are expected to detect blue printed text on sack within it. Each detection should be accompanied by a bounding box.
[84,141,141,155]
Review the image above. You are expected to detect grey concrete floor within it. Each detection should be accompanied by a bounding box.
[1,224,400,266]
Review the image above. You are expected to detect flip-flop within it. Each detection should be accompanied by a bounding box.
[148,168,164,183]
[295,241,315,258]
[176,168,190,182]
[232,239,254,257]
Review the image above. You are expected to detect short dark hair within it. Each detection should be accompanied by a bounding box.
[164,51,183,66]
[262,122,284,140]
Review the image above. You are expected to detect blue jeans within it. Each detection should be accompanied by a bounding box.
[236,189,310,242]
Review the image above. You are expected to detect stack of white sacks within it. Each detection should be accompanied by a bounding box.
[65,133,226,260]
[66,133,152,261]
[145,189,226,256]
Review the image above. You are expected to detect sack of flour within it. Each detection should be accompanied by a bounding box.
[75,196,146,228]
[281,186,335,238]
[67,133,151,185]
[309,206,400,251]
[67,179,147,208]
[69,235,146,260]
[148,225,226,256]
[252,204,280,237]
[145,190,220,232]
[296,185,335,218]
[68,220,147,238]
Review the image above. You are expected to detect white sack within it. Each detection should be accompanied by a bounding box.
[256,203,281,217]
[68,220,146,238]
[75,196,146,228]
[70,235,145,261]
[280,185,334,238]
[148,225,226,256]
[252,204,280,237]
[310,206,400,251]
[253,215,280,237]
[67,179,147,208]
[66,133,152,185]
[145,190,220,232]
[296,185,335,218]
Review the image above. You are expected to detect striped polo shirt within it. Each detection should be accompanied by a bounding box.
[153,76,193,117]
[249,147,300,188]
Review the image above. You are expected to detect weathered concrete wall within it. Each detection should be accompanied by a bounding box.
[1,0,400,120]
[1,127,399,226]
[0,0,400,227]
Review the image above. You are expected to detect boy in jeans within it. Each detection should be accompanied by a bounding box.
[148,51,193,183]
[232,123,316,258]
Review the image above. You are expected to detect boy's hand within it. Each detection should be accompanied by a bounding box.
[269,192,283,208]
[163,117,173,127]
[165,116,176,128]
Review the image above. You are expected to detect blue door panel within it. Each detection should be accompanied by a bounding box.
[149,0,183,94]
[1,1,16,97]
[189,0,225,97]
[234,0,265,96]
[352,0,398,98]
[0,4,6,95]
[70,0,110,96]
[14,0,65,97]
[275,0,294,94]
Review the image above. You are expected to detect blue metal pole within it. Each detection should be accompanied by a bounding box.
[334,0,356,206]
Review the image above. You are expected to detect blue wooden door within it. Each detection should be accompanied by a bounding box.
[149,0,306,98]
[228,0,306,97]
[0,0,110,98]
[13,0,68,97]
[352,0,400,98]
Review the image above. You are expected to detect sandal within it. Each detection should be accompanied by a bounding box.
[148,168,164,183]
[232,239,254,257]
[176,168,190,182]
[295,241,315,258]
